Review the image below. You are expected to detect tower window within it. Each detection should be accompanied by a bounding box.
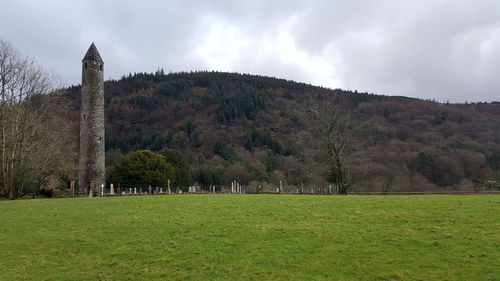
[85,62,87,69]
[100,64,103,71]
[83,114,85,119]
[100,137,102,141]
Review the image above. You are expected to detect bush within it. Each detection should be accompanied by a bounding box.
[108,150,175,187]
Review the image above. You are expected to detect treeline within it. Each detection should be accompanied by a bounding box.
[6,40,500,199]
[60,70,500,194]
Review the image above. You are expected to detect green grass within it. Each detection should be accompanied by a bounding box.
[0,195,499,281]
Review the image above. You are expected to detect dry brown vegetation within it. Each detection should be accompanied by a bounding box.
[61,70,500,192]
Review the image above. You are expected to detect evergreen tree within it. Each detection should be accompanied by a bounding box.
[159,148,192,188]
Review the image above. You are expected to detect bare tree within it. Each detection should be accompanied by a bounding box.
[304,104,352,194]
[28,94,78,192]
[0,40,55,198]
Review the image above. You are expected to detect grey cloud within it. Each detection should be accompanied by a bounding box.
[1,0,499,101]
[295,0,500,101]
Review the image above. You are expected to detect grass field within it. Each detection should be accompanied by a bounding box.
[0,195,499,281]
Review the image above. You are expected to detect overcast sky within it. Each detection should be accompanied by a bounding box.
[2,0,500,102]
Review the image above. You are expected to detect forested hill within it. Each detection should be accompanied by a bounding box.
[65,71,500,192]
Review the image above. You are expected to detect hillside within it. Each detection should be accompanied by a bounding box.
[64,71,500,192]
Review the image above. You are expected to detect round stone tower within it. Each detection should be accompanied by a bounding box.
[78,43,105,195]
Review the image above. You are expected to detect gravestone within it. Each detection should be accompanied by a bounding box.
[110,183,115,195]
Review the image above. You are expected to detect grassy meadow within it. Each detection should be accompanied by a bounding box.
[0,194,499,280]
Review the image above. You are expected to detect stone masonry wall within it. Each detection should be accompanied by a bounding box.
[78,56,105,194]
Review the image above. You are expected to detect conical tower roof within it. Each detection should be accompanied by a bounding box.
[82,42,103,62]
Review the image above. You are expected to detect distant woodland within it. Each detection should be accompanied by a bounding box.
[57,70,500,193]
[2,38,500,198]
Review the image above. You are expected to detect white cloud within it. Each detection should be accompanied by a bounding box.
[193,16,339,88]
